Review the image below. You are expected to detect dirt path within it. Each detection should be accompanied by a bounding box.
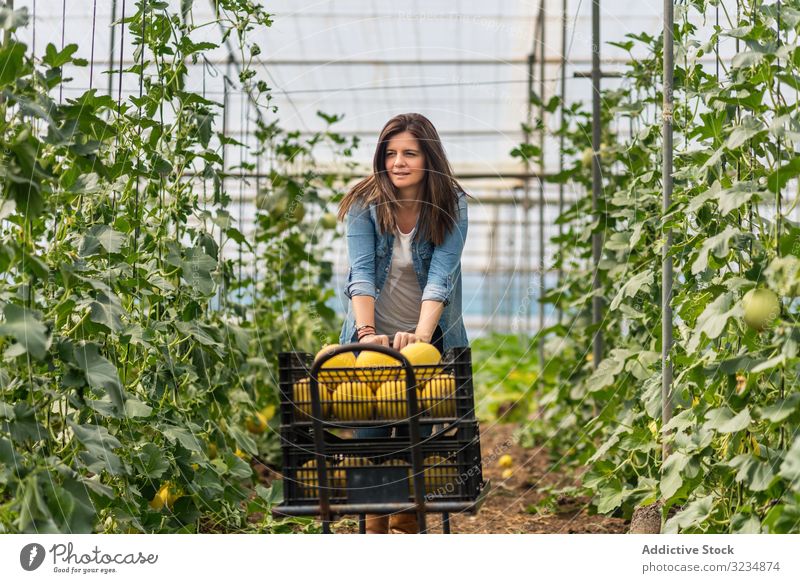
[307,422,628,534]
[424,422,627,534]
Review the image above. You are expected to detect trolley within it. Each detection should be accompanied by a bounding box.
[273,342,489,533]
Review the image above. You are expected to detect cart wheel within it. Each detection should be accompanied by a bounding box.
[358,514,366,534]
[442,512,451,534]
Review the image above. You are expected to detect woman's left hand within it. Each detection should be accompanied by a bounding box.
[392,332,421,350]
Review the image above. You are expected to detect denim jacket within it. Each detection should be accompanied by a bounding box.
[339,190,469,350]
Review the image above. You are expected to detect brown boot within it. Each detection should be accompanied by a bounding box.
[365,513,389,534]
[389,512,418,534]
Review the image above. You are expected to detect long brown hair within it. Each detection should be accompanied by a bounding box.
[337,113,470,246]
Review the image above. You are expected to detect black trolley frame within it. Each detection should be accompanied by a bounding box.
[274,342,489,533]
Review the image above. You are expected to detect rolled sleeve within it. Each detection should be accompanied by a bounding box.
[344,201,377,299]
[422,191,468,306]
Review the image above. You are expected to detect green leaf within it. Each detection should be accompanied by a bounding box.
[0,435,15,465]
[92,224,126,254]
[88,291,126,332]
[255,481,284,506]
[229,426,258,456]
[731,51,765,68]
[73,343,126,413]
[703,406,751,434]
[182,247,217,296]
[779,436,800,490]
[0,41,25,87]
[609,269,653,310]
[595,478,624,514]
[727,454,775,491]
[1,402,45,442]
[69,421,122,450]
[686,292,742,353]
[123,398,153,418]
[691,226,740,274]
[134,443,169,479]
[43,42,79,68]
[715,181,760,215]
[224,452,253,480]
[162,425,202,452]
[725,116,764,149]
[757,394,800,423]
[766,157,800,193]
[664,494,716,533]
[661,451,691,499]
[68,421,124,475]
[731,512,761,533]
[0,303,50,360]
[586,350,628,392]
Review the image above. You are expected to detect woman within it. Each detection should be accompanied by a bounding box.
[337,113,472,533]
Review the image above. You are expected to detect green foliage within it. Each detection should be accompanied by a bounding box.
[0,1,350,533]
[519,0,800,532]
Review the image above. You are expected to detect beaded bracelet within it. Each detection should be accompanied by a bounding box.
[356,324,375,340]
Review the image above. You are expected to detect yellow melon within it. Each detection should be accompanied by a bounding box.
[297,459,345,499]
[423,455,452,494]
[420,373,457,417]
[330,381,375,420]
[354,348,402,383]
[375,379,410,419]
[400,342,442,383]
[314,344,356,382]
[292,377,335,420]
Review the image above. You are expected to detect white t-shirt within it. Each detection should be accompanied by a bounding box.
[374,225,423,336]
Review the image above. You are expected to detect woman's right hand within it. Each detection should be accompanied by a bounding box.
[359,333,390,346]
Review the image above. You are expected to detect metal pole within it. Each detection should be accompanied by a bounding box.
[537,2,546,362]
[108,0,116,97]
[661,0,674,459]
[591,0,603,368]
[557,0,567,325]
[3,0,12,46]
[522,48,534,338]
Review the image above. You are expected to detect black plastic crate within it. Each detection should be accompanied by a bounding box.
[277,345,476,426]
[273,343,488,533]
[280,428,483,506]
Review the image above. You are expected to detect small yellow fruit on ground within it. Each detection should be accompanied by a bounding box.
[375,379,409,419]
[400,342,442,383]
[420,373,457,417]
[498,454,513,468]
[354,349,401,383]
[245,411,268,434]
[292,377,334,420]
[314,344,356,382]
[330,381,375,420]
[501,468,514,480]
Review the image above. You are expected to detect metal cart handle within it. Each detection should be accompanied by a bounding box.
[308,342,429,534]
